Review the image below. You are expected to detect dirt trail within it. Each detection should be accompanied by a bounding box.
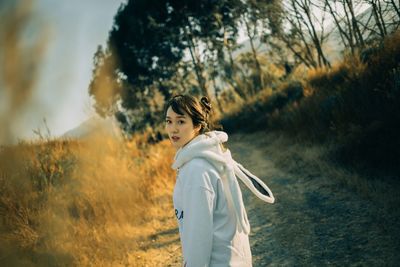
[142,132,400,266]
[229,132,400,266]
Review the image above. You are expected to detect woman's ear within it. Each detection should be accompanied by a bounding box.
[194,124,202,135]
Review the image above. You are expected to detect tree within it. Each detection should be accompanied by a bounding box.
[89,0,245,132]
[239,0,284,91]
[88,46,121,117]
[277,0,331,68]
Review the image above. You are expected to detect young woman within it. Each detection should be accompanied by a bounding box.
[165,95,275,267]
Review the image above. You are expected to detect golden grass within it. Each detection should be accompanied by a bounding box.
[0,132,179,266]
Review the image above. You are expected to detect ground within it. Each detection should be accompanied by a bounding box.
[134,131,400,266]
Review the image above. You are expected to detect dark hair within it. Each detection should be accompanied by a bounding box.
[164,94,213,134]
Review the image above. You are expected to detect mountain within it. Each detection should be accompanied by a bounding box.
[62,115,122,140]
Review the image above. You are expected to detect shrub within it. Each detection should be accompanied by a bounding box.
[221,80,305,133]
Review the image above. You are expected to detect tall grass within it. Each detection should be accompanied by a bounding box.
[0,132,176,266]
[220,79,305,133]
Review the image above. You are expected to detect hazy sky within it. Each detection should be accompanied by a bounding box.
[18,0,124,139]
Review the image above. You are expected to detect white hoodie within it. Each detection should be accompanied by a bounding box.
[172,131,274,267]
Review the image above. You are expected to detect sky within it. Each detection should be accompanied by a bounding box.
[16,0,125,140]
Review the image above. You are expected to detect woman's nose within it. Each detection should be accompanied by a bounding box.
[171,124,178,133]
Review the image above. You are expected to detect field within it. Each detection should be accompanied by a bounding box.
[0,133,178,266]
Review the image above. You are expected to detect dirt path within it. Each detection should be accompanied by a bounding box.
[142,131,400,266]
[229,132,400,266]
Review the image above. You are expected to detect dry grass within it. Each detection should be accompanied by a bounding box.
[220,78,305,133]
[0,132,179,266]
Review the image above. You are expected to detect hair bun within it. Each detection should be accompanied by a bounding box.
[200,96,211,114]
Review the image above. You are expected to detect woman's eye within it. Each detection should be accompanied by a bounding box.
[178,120,185,124]
[165,120,171,124]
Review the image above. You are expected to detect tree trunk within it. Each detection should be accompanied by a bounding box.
[300,0,330,67]
[371,1,386,38]
[325,0,355,54]
[244,18,264,92]
[389,0,400,20]
[345,0,365,48]
[224,30,248,100]
[377,0,388,35]
[342,0,357,48]
[185,23,209,98]
[281,34,314,68]
[290,0,317,67]
[213,83,224,114]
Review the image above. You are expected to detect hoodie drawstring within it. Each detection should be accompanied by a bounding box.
[233,161,275,204]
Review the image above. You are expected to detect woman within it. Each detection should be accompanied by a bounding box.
[165,95,275,267]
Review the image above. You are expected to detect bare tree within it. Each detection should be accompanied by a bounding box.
[242,13,265,91]
[343,0,366,47]
[184,18,209,97]
[385,0,400,20]
[278,0,331,68]
[324,0,399,48]
[324,0,357,53]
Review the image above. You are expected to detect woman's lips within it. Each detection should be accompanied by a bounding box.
[171,136,180,142]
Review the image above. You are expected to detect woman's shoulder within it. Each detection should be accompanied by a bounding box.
[179,157,221,189]
[181,157,218,173]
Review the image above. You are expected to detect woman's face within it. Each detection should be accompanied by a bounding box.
[165,106,200,150]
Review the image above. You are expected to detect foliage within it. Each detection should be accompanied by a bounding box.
[87,0,293,134]
[220,79,305,132]
[0,133,176,265]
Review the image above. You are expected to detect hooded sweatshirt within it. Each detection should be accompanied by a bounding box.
[172,131,274,267]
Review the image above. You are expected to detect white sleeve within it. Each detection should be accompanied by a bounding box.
[181,174,215,267]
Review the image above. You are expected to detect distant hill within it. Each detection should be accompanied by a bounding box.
[62,115,122,140]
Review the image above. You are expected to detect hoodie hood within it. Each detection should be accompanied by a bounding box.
[172,131,275,234]
[172,131,228,171]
